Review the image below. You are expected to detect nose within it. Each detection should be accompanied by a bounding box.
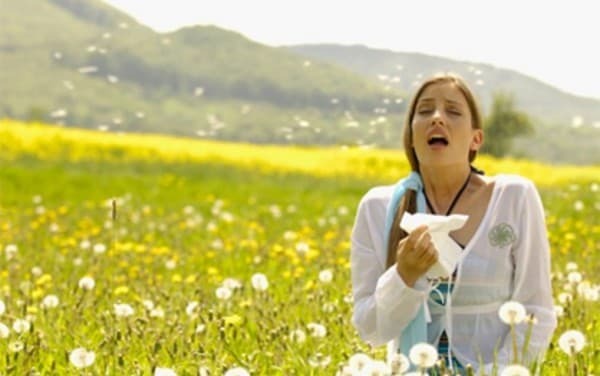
[431,109,445,126]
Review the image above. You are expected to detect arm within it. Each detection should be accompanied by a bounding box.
[484,181,557,372]
[350,193,427,347]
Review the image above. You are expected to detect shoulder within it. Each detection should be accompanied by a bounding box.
[492,174,538,194]
[357,185,395,209]
[353,185,395,223]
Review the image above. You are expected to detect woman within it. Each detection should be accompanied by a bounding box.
[350,73,556,374]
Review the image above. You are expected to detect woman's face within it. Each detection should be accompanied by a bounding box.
[411,82,482,169]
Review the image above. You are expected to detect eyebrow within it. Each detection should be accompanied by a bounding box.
[417,97,464,106]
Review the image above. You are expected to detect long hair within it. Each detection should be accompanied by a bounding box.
[386,73,483,268]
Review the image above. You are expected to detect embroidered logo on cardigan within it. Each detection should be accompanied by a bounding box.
[489,223,516,247]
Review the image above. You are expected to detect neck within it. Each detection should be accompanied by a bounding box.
[420,164,472,214]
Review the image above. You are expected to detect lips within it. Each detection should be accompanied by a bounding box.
[427,134,449,146]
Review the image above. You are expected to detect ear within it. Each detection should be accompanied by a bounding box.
[470,129,484,151]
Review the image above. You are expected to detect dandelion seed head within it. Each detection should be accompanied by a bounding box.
[558,329,586,355]
[500,364,530,376]
[361,360,390,375]
[186,301,199,317]
[251,273,269,291]
[224,367,250,376]
[0,299,5,315]
[154,367,177,376]
[408,343,438,368]
[0,322,10,339]
[306,322,327,338]
[289,328,306,343]
[12,319,31,333]
[348,352,371,371]
[69,347,96,368]
[150,307,165,318]
[499,301,527,325]
[8,340,24,353]
[78,276,95,290]
[113,303,134,318]
[388,352,410,374]
[558,292,572,304]
[41,295,59,309]
[319,269,333,283]
[222,278,242,290]
[215,286,232,300]
[93,243,106,255]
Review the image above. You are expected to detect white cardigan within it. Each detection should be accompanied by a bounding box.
[350,174,557,372]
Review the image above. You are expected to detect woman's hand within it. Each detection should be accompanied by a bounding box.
[395,225,438,287]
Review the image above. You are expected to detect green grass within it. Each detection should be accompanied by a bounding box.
[0,155,598,374]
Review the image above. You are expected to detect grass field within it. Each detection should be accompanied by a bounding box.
[0,120,598,375]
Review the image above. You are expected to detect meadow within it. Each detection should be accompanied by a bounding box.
[0,120,598,375]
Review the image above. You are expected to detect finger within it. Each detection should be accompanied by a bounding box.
[413,231,433,257]
[405,225,429,252]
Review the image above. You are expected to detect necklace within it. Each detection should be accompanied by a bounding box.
[425,172,471,216]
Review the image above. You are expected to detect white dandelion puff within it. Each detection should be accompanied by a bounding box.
[78,276,95,290]
[289,328,306,343]
[186,301,199,317]
[8,340,24,353]
[361,360,390,375]
[0,299,5,315]
[408,342,438,368]
[499,301,527,325]
[306,322,327,338]
[553,305,564,318]
[113,303,134,318]
[222,278,242,290]
[308,352,331,368]
[565,262,578,271]
[150,308,165,318]
[348,352,371,371]
[0,323,9,338]
[295,242,309,254]
[5,244,18,260]
[500,364,530,376]
[224,367,250,376]
[567,271,582,284]
[558,330,586,355]
[215,286,232,300]
[41,294,60,309]
[154,367,177,376]
[142,300,155,311]
[69,347,96,368]
[12,319,31,333]
[251,273,269,291]
[93,243,106,254]
[319,269,333,283]
[558,292,572,304]
[388,352,410,374]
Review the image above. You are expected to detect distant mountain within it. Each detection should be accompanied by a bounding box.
[1,1,598,164]
[286,44,600,125]
[1,0,403,146]
[286,44,600,164]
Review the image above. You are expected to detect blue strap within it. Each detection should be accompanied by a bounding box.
[382,171,427,357]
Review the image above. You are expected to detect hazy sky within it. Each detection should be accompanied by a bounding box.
[102,0,599,100]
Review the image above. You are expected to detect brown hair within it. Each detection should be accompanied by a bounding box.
[385,73,483,268]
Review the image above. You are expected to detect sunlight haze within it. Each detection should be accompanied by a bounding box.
[101,0,599,100]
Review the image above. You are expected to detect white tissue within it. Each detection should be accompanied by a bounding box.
[399,212,469,279]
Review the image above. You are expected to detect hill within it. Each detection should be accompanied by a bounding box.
[286,44,600,164]
[1,1,599,163]
[0,0,403,146]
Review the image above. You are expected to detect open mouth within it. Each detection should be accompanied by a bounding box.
[427,135,449,146]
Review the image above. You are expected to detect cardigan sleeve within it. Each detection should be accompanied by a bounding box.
[350,188,427,347]
[484,179,557,371]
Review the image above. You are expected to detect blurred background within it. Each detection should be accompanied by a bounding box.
[1,0,599,165]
